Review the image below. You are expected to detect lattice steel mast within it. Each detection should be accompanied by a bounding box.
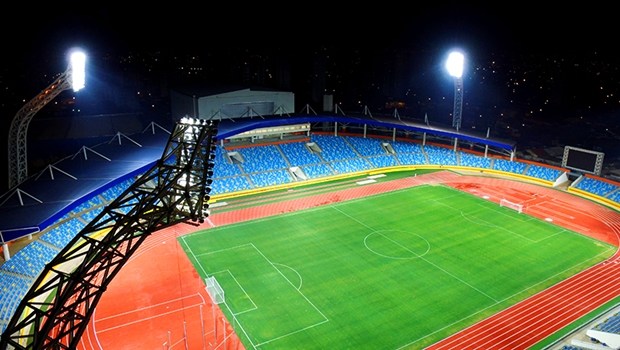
[446,50,465,130]
[0,117,218,350]
[7,50,86,189]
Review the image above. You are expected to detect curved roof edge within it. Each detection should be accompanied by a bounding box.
[216,113,517,151]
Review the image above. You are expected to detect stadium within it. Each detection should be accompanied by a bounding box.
[1,81,620,350]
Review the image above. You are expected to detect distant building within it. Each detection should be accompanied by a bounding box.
[170,85,294,121]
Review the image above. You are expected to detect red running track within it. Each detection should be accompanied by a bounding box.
[426,173,620,350]
[79,171,620,349]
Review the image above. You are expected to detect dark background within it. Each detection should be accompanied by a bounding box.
[1,3,619,192]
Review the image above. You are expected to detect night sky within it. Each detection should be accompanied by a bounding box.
[5,4,618,65]
[1,3,619,191]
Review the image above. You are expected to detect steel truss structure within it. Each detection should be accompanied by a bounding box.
[7,71,73,189]
[451,76,463,130]
[0,117,218,350]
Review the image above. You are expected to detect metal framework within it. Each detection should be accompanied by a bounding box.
[0,118,218,350]
[451,76,463,130]
[7,70,73,189]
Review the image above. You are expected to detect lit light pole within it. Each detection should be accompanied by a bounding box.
[446,50,464,131]
[7,49,86,188]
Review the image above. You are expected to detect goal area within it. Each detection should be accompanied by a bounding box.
[499,198,523,213]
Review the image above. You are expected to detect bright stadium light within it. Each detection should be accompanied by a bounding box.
[7,48,88,188]
[446,50,465,130]
[446,51,464,78]
[69,49,86,92]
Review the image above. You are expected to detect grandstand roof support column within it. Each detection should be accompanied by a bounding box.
[453,138,458,152]
[2,242,9,261]
[423,132,427,146]
[363,124,367,138]
[484,127,490,158]
[510,148,516,161]
[334,122,338,136]
[392,128,396,141]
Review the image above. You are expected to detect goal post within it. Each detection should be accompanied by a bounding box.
[205,276,225,304]
[499,198,523,214]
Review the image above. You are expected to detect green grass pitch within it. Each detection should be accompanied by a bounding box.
[179,184,614,349]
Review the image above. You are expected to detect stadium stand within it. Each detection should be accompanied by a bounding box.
[1,113,618,345]
[574,177,619,197]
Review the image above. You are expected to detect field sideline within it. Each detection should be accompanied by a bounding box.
[179,184,614,349]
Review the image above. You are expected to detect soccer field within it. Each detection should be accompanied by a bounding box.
[179,184,614,349]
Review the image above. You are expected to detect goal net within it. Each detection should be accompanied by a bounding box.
[499,198,523,214]
[205,276,225,304]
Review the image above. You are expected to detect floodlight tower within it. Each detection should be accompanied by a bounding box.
[7,49,86,189]
[446,50,464,130]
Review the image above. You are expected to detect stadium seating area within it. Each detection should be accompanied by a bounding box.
[1,133,619,341]
[0,178,135,334]
[574,177,619,197]
[595,312,620,333]
[209,136,580,196]
[526,163,564,182]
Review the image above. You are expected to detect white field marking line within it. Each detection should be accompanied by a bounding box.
[189,183,614,347]
[179,236,209,277]
[544,227,616,247]
[482,271,620,349]
[209,269,257,315]
[97,299,204,333]
[467,264,620,350]
[325,183,462,210]
[180,239,258,318]
[363,231,431,260]
[183,201,340,236]
[400,248,615,350]
[521,195,541,205]
[127,231,177,262]
[496,270,620,349]
[435,187,534,222]
[273,262,303,290]
[481,203,535,223]
[431,252,618,349]
[190,245,259,314]
[442,186,537,223]
[199,244,327,348]
[206,217,216,228]
[86,307,102,350]
[331,206,498,303]
[255,319,330,348]
[419,251,617,350]
[527,202,576,220]
[195,185,454,234]
[228,244,330,348]
[221,301,257,350]
[249,243,328,321]
[213,334,239,350]
[194,243,254,257]
[434,194,546,242]
[457,210,535,242]
[96,294,201,322]
[533,229,566,243]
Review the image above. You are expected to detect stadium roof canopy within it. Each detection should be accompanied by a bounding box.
[0,113,515,243]
[217,112,516,150]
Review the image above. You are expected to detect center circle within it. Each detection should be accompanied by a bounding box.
[364,230,430,259]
